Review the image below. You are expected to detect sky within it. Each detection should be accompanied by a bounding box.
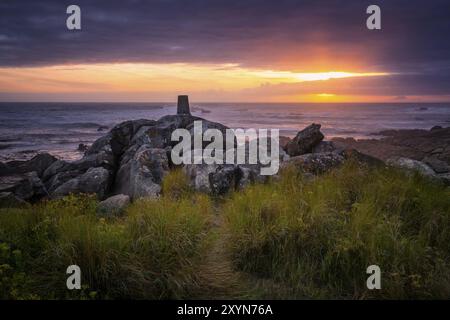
[0,0,449,102]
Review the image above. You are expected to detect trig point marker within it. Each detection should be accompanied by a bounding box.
[177,95,191,115]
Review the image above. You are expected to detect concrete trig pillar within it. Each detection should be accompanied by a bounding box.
[177,95,191,115]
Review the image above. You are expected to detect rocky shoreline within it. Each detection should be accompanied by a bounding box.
[1,97,449,209]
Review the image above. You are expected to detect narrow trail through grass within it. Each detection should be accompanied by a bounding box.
[194,211,251,299]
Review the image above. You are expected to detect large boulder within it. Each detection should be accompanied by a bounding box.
[282,152,345,174]
[0,172,47,201]
[0,153,57,177]
[85,119,156,158]
[183,163,218,194]
[51,167,111,199]
[422,156,449,173]
[312,141,337,154]
[209,165,242,195]
[286,124,324,156]
[108,119,158,156]
[113,146,169,199]
[97,194,130,218]
[386,157,437,180]
[45,170,83,193]
[183,163,251,195]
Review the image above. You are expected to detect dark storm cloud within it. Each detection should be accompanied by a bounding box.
[0,0,448,69]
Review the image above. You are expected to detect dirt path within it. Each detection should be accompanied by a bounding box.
[194,212,251,299]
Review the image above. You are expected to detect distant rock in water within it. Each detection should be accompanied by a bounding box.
[177,95,191,115]
[431,125,442,131]
[77,143,89,153]
[97,125,109,132]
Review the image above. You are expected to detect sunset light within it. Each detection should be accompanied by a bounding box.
[0,63,390,102]
[1,0,450,303]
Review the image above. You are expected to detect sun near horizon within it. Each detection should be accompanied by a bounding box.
[0,62,430,103]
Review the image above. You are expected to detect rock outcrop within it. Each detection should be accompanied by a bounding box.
[333,126,450,185]
[285,123,324,156]
[333,126,450,165]
[1,97,448,206]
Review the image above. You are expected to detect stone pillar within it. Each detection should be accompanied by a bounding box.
[177,95,191,115]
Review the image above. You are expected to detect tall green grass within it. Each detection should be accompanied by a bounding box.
[1,163,449,299]
[224,162,450,299]
[0,192,212,299]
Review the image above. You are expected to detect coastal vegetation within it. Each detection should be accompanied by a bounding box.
[0,163,449,299]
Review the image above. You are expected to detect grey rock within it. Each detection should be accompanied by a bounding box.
[209,165,242,195]
[312,141,336,153]
[43,160,70,180]
[109,119,158,156]
[282,152,345,174]
[43,150,115,182]
[183,163,218,193]
[286,123,324,156]
[386,157,436,177]
[0,172,47,201]
[0,153,57,177]
[137,115,200,149]
[52,167,111,199]
[45,170,82,193]
[97,194,130,218]
[114,146,169,199]
[86,134,113,156]
[422,156,449,173]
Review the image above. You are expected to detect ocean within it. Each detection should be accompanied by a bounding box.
[1,102,449,162]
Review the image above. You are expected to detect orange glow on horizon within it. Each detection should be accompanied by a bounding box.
[1,62,441,103]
